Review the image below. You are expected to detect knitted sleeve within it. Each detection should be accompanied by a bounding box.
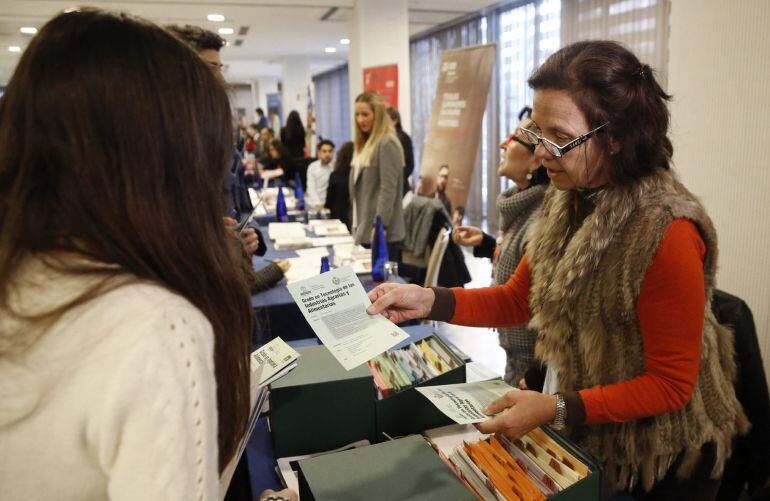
[95,301,219,501]
[577,219,706,424]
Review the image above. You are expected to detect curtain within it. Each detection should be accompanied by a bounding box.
[312,64,351,150]
[561,0,671,87]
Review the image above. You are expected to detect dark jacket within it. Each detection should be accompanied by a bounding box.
[280,126,305,158]
[325,165,352,230]
[396,127,414,194]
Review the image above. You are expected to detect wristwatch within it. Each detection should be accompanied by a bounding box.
[552,393,567,430]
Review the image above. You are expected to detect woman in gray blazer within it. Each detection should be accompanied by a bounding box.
[349,92,406,252]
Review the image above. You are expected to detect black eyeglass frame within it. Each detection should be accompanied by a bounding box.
[520,122,610,158]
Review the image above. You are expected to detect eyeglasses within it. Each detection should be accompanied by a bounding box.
[520,122,609,158]
[501,134,536,154]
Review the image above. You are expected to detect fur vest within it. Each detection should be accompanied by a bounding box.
[526,169,749,493]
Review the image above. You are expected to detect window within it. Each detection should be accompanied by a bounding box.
[312,64,350,149]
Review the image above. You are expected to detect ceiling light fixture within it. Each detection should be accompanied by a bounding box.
[325,47,337,53]
[207,14,225,22]
[340,38,350,45]
[20,27,38,34]
[218,27,234,35]
[8,46,21,53]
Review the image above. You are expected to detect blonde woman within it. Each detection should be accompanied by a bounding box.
[349,92,406,254]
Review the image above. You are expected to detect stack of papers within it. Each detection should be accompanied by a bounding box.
[295,247,329,260]
[275,238,313,251]
[312,221,350,237]
[311,235,355,247]
[333,244,372,274]
[268,222,306,240]
[287,266,408,370]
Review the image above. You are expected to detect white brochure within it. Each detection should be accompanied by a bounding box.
[286,266,409,370]
[250,337,300,386]
[416,380,515,424]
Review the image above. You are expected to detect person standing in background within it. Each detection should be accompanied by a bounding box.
[435,164,452,214]
[386,107,414,195]
[280,110,306,158]
[306,139,335,212]
[453,107,549,386]
[255,107,268,131]
[349,92,405,257]
[325,141,354,230]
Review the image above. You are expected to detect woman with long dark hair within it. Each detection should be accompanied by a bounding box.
[0,9,251,499]
[325,141,354,230]
[368,41,747,499]
[280,110,306,158]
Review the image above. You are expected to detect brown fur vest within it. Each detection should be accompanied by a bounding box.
[526,169,749,493]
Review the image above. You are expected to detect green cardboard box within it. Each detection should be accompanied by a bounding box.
[542,425,602,500]
[269,345,376,458]
[375,335,466,439]
[297,435,475,501]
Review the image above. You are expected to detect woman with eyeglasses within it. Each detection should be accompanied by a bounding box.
[368,40,747,499]
[452,106,549,388]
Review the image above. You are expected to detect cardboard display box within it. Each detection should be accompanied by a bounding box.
[269,345,377,458]
[297,435,475,501]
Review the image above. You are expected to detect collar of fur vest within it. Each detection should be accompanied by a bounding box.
[528,168,714,312]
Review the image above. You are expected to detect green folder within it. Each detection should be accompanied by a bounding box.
[297,435,475,500]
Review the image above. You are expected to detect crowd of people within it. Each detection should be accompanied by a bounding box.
[0,7,758,501]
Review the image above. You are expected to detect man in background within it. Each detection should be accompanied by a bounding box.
[305,139,335,211]
[436,164,452,214]
[255,107,268,131]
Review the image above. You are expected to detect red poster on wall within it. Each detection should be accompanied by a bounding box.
[363,64,398,108]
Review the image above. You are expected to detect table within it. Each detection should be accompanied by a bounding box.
[245,324,438,494]
[251,222,403,343]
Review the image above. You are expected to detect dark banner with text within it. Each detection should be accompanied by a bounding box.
[418,44,496,216]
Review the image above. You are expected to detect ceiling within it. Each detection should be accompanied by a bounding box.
[0,0,493,84]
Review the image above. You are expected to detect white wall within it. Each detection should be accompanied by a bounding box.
[281,56,313,126]
[669,0,770,378]
[229,84,254,125]
[348,0,412,133]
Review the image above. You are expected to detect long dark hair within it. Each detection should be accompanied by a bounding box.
[334,141,355,173]
[284,110,306,143]
[528,40,673,185]
[269,139,291,159]
[0,9,251,473]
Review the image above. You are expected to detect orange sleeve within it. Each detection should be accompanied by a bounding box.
[579,219,706,424]
[450,254,532,328]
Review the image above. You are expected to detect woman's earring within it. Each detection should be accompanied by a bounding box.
[526,172,533,180]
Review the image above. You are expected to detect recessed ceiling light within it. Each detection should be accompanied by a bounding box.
[218,27,234,35]
[8,46,21,53]
[20,27,38,34]
[325,47,337,53]
[340,38,350,45]
[207,14,225,22]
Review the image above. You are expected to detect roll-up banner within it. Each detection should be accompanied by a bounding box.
[418,44,496,216]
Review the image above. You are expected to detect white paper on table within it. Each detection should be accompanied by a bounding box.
[415,380,515,424]
[308,218,343,227]
[284,257,321,283]
[312,223,350,237]
[286,266,408,370]
[250,337,300,385]
[295,247,329,260]
[268,222,306,240]
[464,362,502,383]
[274,238,313,251]
[351,258,372,275]
[311,235,355,247]
[423,424,487,458]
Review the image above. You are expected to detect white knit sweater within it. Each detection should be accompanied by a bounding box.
[0,257,219,500]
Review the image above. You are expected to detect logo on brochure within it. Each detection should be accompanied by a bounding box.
[300,286,311,296]
[332,276,340,285]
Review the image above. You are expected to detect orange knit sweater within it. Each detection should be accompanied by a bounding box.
[450,219,705,424]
